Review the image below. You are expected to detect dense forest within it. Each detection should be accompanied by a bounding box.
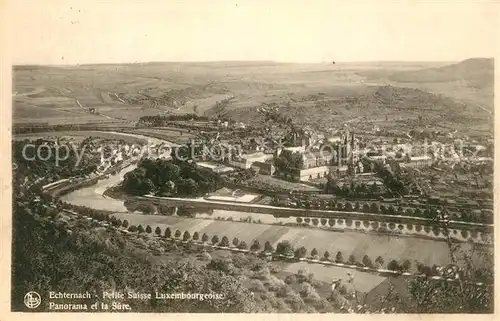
[122,158,224,197]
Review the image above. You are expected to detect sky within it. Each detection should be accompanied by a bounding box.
[8,0,499,65]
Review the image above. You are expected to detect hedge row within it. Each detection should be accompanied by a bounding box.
[294,217,480,239]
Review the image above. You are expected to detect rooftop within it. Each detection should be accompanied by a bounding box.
[240,152,267,159]
[410,155,432,161]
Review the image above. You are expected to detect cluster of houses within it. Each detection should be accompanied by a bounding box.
[184,126,437,182]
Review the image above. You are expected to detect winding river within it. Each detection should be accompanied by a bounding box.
[60,164,137,212]
[58,130,168,211]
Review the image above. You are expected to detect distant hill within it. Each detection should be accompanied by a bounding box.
[13,61,492,129]
[226,84,492,135]
[388,58,494,88]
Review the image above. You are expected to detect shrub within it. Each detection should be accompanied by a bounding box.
[471,230,479,239]
[137,225,145,233]
[397,207,404,216]
[355,221,361,228]
[461,230,469,239]
[328,218,335,226]
[402,260,411,271]
[337,203,344,210]
[481,233,492,243]
[183,231,191,241]
[155,226,162,236]
[380,205,387,213]
[397,224,404,230]
[363,221,370,228]
[276,241,294,256]
[344,202,353,212]
[337,219,344,225]
[211,235,219,244]
[348,254,357,265]
[362,203,370,212]
[249,279,267,293]
[300,282,321,302]
[164,227,172,238]
[122,220,129,228]
[174,229,181,238]
[312,218,319,226]
[354,202,361,211]
[285,275,297,285]
[250,240,261,251]
[311,248,318,257]
[405,208,414,217]
[264,241,274,253]
[192,231,199,241]
[219,236,230,247]
[414,208,422,217]
[335,251,344,263]
[304,218,311,223]
[424,226,431,233]
[128,225,137,232]
[420,265,433,276]
[323,251,331,261]
[416,225,422,232]
[387,260,400,271]
[371,222,379,229]
[407,224,413,231]
[388,222,396,230]
[294,246,307,259]
[202,232,209,242]
[362,255,373,268]
[295,268,308,283]
[375,256,384,267]
[388,205,396,215]
[145,225,152,234]
[346,219,353,227]
[238,241,248,249]
[296,217,303,224]
[338,284,347,295]
[232,237,239,247]
[432,227,441,236]
[320,218,327,226]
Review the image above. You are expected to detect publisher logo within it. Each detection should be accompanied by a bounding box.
[24,291,41,309]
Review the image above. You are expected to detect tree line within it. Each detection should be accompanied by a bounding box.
[271,195,492,225]
[137,114,210,127]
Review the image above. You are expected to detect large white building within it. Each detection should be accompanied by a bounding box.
[400,155,433,169]
[228,152,274,169]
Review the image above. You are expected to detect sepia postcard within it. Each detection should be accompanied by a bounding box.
[1,0,499,319]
